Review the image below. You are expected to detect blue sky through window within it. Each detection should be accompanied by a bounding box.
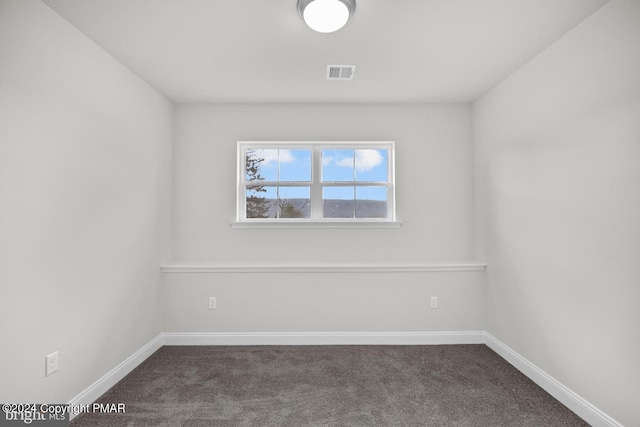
[322,149,388,184]
[356,186,387,201]
[323,186,354,200]
[247,147,389,201]
[249,149,311,182]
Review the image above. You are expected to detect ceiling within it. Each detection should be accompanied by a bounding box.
[42,0,608,104]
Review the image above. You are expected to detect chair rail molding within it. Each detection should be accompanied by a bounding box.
[160,261,487,274]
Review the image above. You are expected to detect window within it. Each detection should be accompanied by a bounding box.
[235,141,397,227]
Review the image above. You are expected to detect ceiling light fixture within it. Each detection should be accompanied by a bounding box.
[297,0,356,33]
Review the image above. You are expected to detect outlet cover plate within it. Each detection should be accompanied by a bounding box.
[46,351,58,376]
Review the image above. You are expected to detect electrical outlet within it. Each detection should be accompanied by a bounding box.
[208,297,217,310]
[45,351,58,376]
[430,296,438,309]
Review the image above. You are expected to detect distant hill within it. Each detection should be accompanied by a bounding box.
[254,198,386,219]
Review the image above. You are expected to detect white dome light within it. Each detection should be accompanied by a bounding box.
[298,0,356,34]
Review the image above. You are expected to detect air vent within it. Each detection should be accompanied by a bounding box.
[327,65,356,80]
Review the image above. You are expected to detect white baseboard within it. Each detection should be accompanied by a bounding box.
[484,332,622,427]
[66,334,164,420]
[65,331,621,427]
[162,331,486,346]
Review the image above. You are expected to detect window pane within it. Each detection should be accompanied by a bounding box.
[278,187,310,218]
[355,186,387,218]
[323,186,355,218]
[241,142,395,223]
[246,186,276,218]
[246,149,277,181]
[355,149,388,182]
[279,149,311,182]
[322,149,354,182]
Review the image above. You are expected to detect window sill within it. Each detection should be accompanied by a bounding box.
[230,220,403,229]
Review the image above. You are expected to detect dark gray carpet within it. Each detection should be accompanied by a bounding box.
[71,345,588,426]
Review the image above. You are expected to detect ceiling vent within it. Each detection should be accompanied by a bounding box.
[327,65,356,80]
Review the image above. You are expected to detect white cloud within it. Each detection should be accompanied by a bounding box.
[256,149,277,166]
[322,156,333,166]
[279,150,295,163]
[333,150,383,172]
[258,149,295,166]
[336,157,354,168]
[355,150,383,171]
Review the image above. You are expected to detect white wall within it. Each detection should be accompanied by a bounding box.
[9,0,635,422]
[165,104,484,332]
[0,0,172,403]
[473,2,640,425]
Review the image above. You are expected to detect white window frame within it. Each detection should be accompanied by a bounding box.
[232,141,400,229]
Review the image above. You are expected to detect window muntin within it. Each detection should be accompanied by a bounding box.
[238,141,395,222]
